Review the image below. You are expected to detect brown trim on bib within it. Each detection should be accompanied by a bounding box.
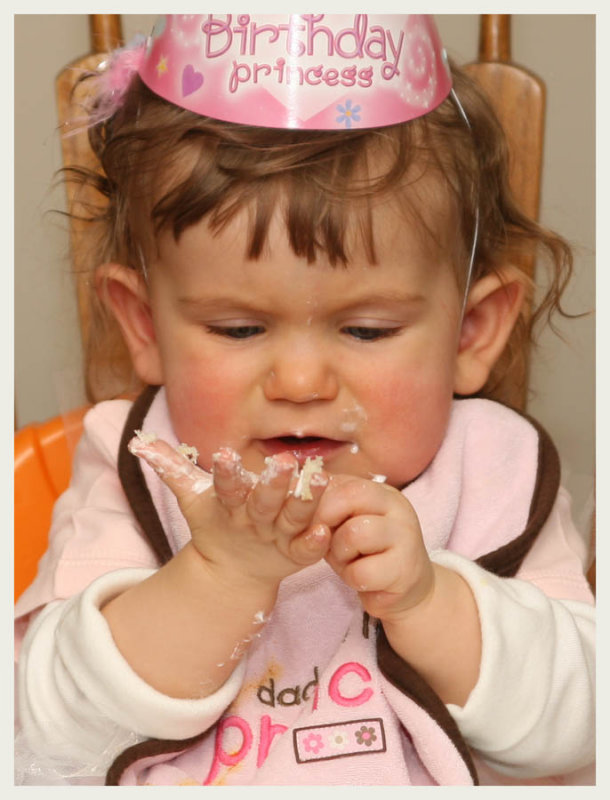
[475,410,561,577]
[106,729,212,786]
[117,384,174,567]
[376,624,479,785]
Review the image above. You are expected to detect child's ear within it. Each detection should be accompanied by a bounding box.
[95,263,164,386]
[454,267,527,396]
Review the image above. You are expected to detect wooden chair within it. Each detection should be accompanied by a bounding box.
[56,15,126,402]
[464,14,545,412]
[15,14,595,599]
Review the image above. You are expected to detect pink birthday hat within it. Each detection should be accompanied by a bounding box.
[136,14,452,130]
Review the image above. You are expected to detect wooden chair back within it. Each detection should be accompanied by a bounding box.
[464,14,545,410]
[56,15,125,401]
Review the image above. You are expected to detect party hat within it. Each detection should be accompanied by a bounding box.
[137,14,452,130]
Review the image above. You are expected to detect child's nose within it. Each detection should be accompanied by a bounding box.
[263,340,339,403]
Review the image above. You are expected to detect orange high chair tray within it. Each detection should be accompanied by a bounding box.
[14,409,87,601]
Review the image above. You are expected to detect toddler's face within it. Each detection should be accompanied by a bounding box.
[147,205,464,488]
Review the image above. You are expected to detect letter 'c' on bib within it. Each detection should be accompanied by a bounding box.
[137,14,452,130]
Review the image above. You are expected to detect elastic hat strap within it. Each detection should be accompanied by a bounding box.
[450,87,480,325]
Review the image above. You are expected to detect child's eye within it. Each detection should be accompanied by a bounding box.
[207,325,265,339]
[343,326,400,342]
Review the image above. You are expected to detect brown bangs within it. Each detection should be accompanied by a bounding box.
[137,107,430,269]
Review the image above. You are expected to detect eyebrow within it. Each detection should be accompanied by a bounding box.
[177,296,261,311]
[338,292,427,309]
[177,292,427,311]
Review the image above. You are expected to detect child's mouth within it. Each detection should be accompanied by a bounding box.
[278,435,321,446]
[260,435,346,464]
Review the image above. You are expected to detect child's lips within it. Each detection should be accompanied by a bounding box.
[259,436,347,464]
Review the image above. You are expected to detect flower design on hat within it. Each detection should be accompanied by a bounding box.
[354,724,377,747]
[336,99,361,128]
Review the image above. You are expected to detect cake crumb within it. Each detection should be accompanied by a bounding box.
[294,456,324,500]
[177,443,199,463]
[134,429,157,445]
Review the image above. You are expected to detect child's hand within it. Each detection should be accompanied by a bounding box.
[128,436,331,587]
[319,476,482,706]
[319,476,435,623]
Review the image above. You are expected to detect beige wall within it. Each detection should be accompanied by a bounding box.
[14,15,595,532]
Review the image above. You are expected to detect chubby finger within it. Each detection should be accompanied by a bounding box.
[328,515,386,568]
[317,476,411,530]
[275,468,329,537]
[288,523,332,566]
[212,447,257,508]
[339,549,399,594]
[127,433,210,499]
[246,452,298,525]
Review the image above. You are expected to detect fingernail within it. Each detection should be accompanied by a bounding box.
[212,447,241,467]
[212,447,257,491]
[134,429,157,444]
[305,524,328,544]
[260,454,297,484]
[128,435,155,458]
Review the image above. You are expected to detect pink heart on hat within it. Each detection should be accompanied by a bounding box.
[182,64,204,97]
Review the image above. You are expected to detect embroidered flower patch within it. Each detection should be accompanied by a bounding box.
[355,724,377,747]
[302,732,324,755]
[293,718,386,763]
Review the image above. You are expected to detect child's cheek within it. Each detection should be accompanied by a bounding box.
[166,361,251,464]
[362,367,454,484]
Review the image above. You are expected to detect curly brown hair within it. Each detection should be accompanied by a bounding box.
[63,61,573,405]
